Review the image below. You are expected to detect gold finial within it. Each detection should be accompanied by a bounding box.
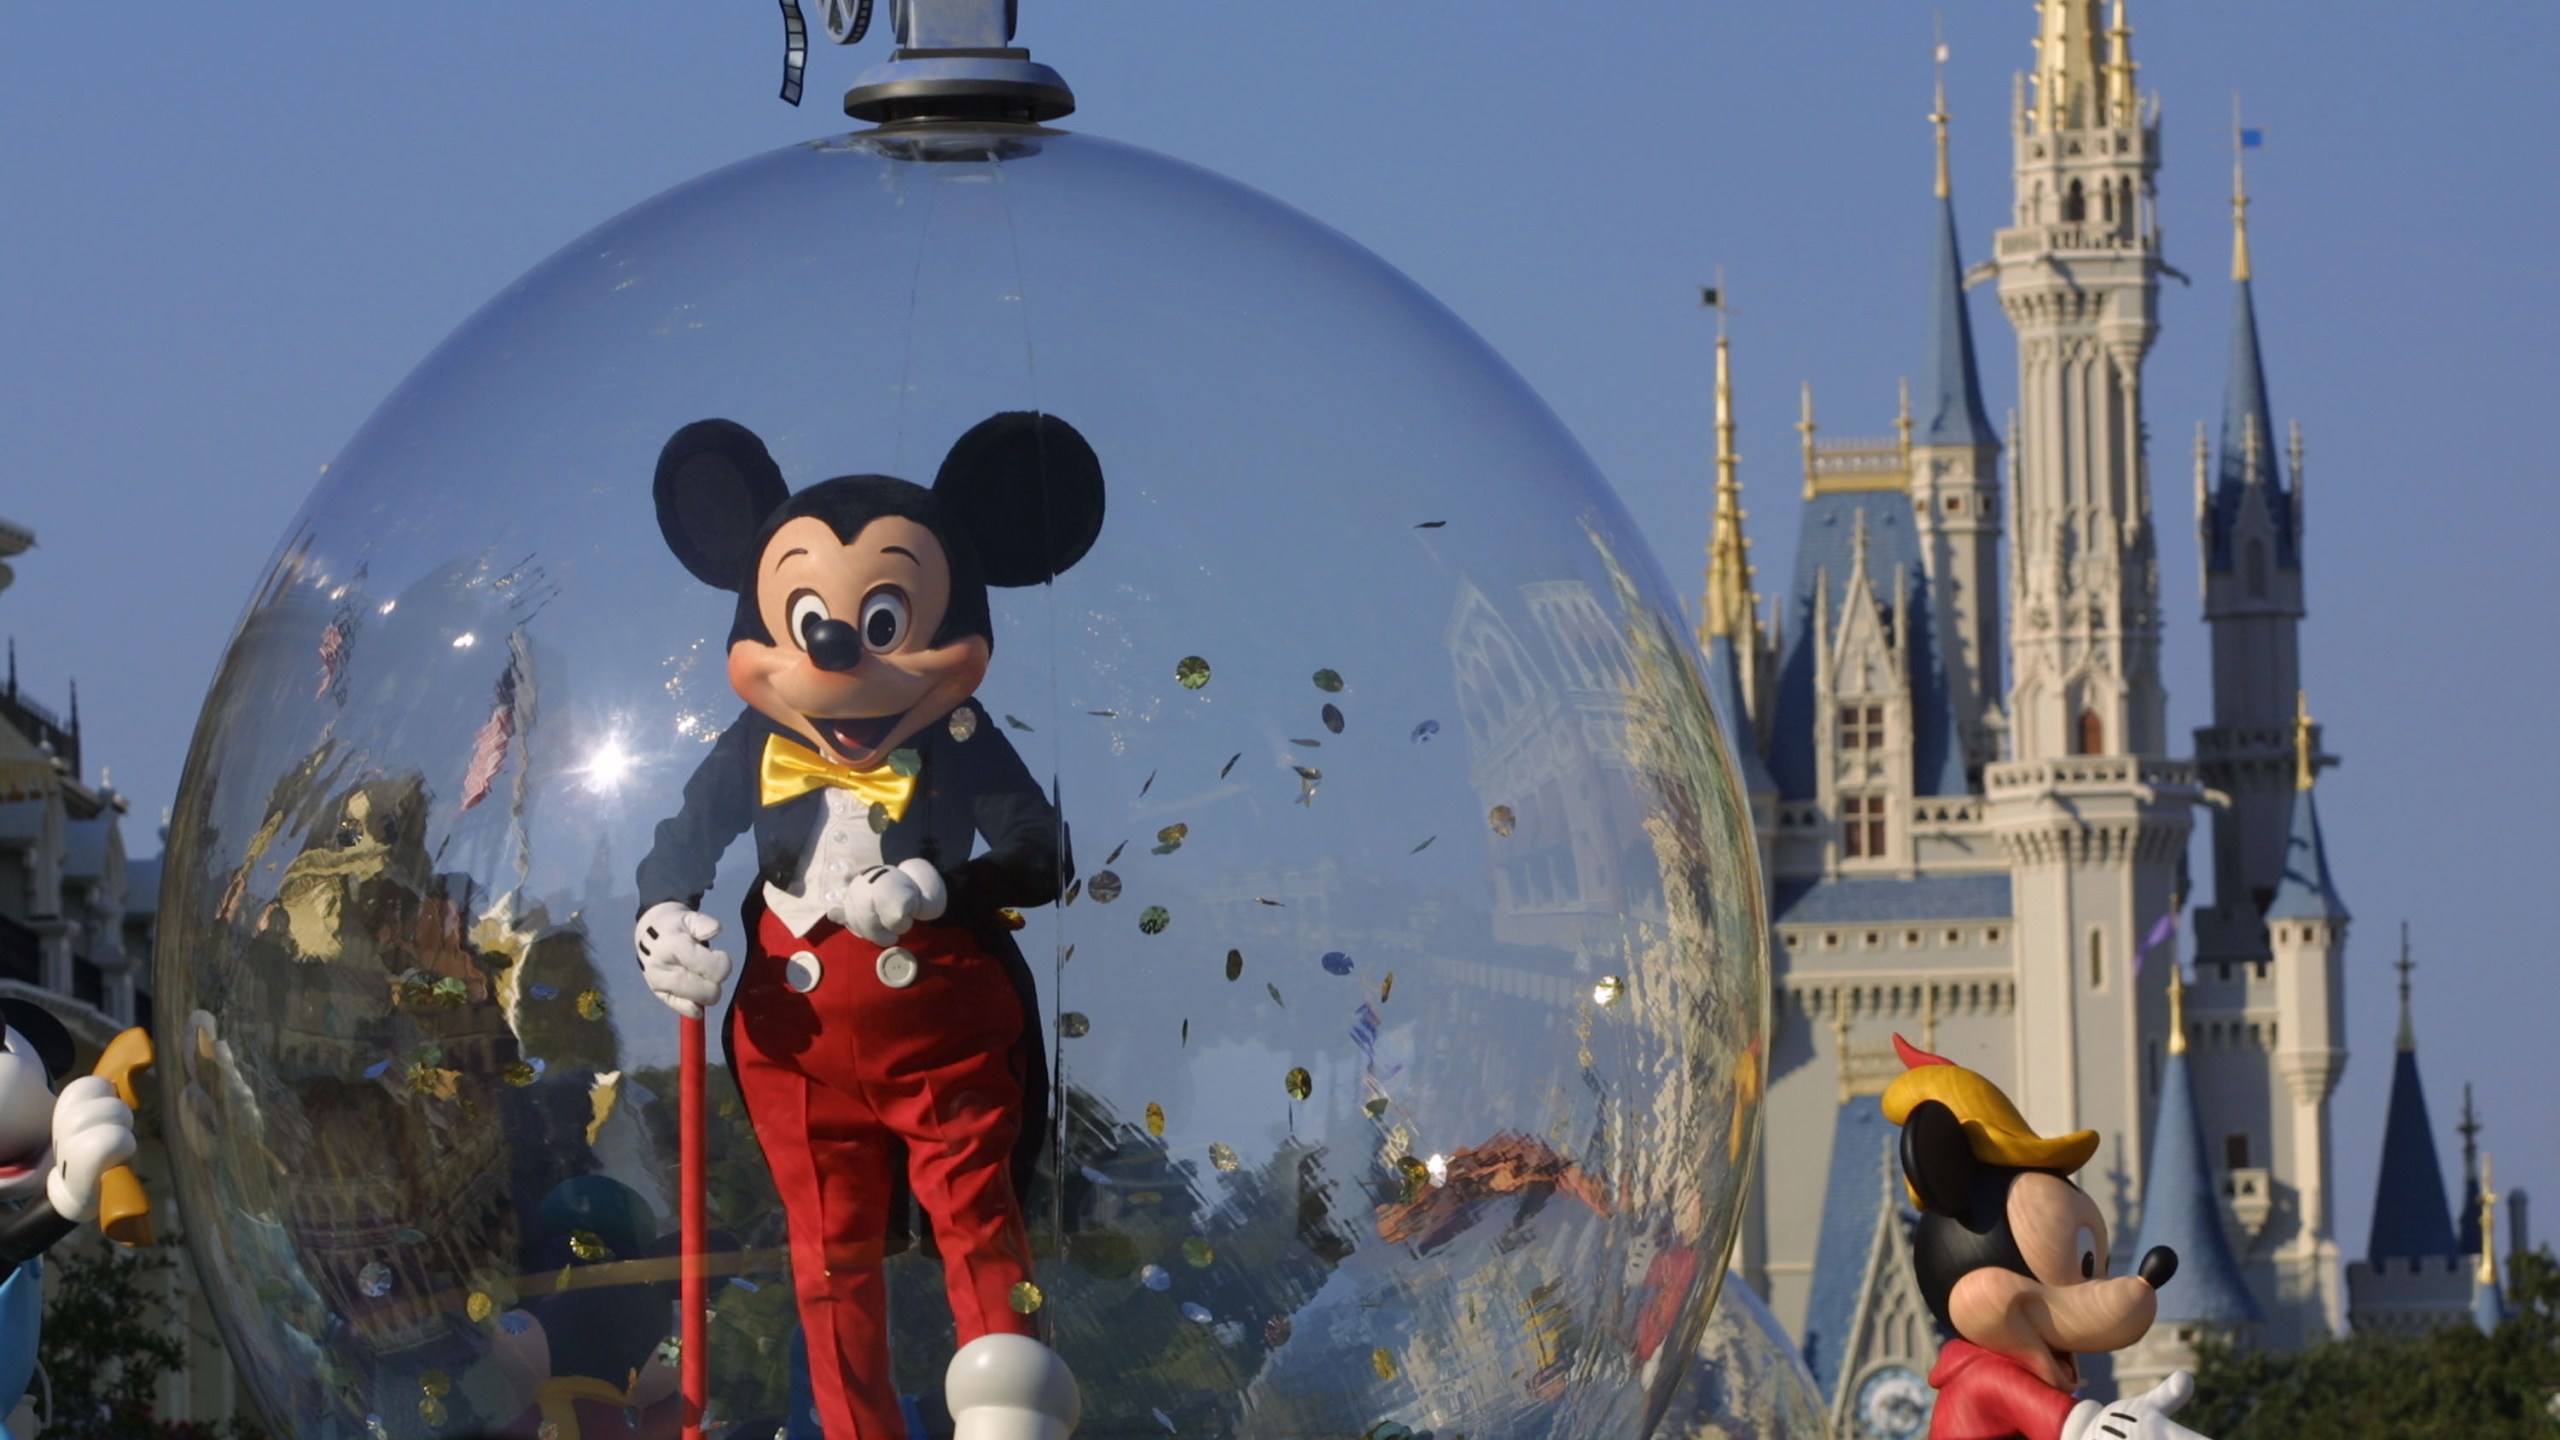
[1798,382,1819,500]
[2166,961,2188,1056]
[2480,1154,2500,1283]
[1895,377,1914,461]
[1701,275,1758,645]
[1930,19,1952,200]
[2293,689,2316,792]
[2105,0,2138,129]
[2231,93,2253,282]
[2395,921,2416,1053]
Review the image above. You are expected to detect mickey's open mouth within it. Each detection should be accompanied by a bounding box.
[815,712,905,758]
[0,1143,48,1181]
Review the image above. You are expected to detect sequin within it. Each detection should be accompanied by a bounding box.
[1312,669,1345,693]
[576,989,608,1021]
[1140,1264,1172,1292]
[467,1292,495,1322]
[569,1229,610,1262]
[1175,656,1212,690]
[1284,1067,1312,1101]
[1220,753,1241,778]
[1371,1346,1399,1381]
[1140,769,1157,797]
[887,747,922,778]
[529,984,559,1001]
[421,1369,452,1397]
[1364,1097,1391,1118]
[1156,822,1188,846]
[1409,835,1435,854]
[1380,971,1396,1002]
[419,1397,446,1427]
[1267,983,1285,1008]
[1396,1154,1429,1199]
[1009,1281,1044,1314]
[867,800,893,835]
[947,708,978,742]
[502,1061,537,1087]
[1225,948,1244,981]
[1181,1302,1213,1323]
[1088,871,1122,903]
[1145,1102,1166,1137]
[1488,804,1517,837]
[1208,1142,1240,1172]
[1182,1238,1215,1268]
[1138,906,1169,935]
[1410,718,1440,743]
[997,907,1026,931]
[500,1311,534,1336]
[1063,878,1083,905]
[1263,1315,1294,1348]
[1592,975,1625,1007]
[1005,713,1034,731]
[1321,703,1345,734]
[1104,840,1128,865]
[1321,951,1353,976]
[1059,1013,1090,1038]
[358,1262,392,1297]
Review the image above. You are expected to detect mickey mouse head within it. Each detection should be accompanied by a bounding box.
[653,412,1104,770]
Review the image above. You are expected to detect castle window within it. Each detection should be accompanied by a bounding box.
[2075,709,2105,755]
[2088,930,2105,990]
[1842,795,1886,857]
[2225,1134,2251,1170]
[1946,929,1962,946]
[1947,495,1964,514]
[1987,928,2003,944]
[2101,180,2116,224]
[2064,178,2087,222]
[1907,930,1923,947]
[1839,704,1884,751]
[2246,538,2268,598]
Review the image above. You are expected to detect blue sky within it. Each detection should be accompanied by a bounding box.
[4,4,2554,1288]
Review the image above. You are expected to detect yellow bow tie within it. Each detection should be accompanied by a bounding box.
[759,733,917,820]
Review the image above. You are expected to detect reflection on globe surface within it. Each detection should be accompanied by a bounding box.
[1664,1274,1833,1440]
[159,125,1767,1438]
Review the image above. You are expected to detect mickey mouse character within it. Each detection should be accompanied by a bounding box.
[0,999,141,1440]
[1885,1036,2216,1440]
[634,413,1100,1440]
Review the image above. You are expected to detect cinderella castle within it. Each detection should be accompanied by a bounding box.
[1696,3,2521,1430]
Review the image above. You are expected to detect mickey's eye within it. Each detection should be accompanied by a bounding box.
[788,590,832,650]
[860,587,910,652]
[2076,1225,2102,1280]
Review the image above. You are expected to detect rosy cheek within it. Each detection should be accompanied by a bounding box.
[727,644,790,704]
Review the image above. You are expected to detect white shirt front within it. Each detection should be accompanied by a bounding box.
[762,786,889,939]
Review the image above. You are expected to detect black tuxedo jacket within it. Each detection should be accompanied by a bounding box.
[634,697,1065,1216]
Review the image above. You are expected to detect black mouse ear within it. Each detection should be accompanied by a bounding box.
[655,420,791,591]
[0,999,74,1088]
[1900,1099,1980,1218]
[933,412,1105,588]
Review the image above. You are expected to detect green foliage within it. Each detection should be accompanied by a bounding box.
[33,1239,263,1440]
[2187,1247,2560,1439]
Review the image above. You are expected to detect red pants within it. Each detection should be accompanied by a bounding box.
[731,910,1041,1440]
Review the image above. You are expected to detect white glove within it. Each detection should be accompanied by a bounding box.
[635,901,732,1020]
[47,1075,137,1224]
[2062,1372,2210,1440]
[837,859,948,945]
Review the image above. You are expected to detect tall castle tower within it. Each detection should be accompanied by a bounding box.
[1983,0,2195,1190]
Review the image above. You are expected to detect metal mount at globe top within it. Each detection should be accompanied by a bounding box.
[789,0,1073,124]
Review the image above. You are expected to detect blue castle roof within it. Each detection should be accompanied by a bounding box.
[1920,195,1996,449]
[2265,784,2348,922]
[2367,1045,2460,1264]
[1800,1095,1908,1400]
[2134,1036,2262,1325]
[2205,276,2299,573]
[1773,872,2012,925]
[1768,492,1969,800]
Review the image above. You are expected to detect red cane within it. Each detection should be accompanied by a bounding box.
[681,1011,709,1439]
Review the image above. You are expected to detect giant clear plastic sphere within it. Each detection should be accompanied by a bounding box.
[159,123,1768,1439]
[1660,1275,1832,1440]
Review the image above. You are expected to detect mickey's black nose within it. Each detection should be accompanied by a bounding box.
[2138,1245,2179,1290]
[803,617,864,673]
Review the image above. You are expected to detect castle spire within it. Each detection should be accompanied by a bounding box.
[2031,0,2109,132]
[1701,282,1759,647]
[2474,1154,2505,1332]
[2136,958,2261,1327]
[2231,94,2254,283]
[2267,693,2346,924]
[2458,1084,2486,1257]
[1920,45,1996,451]
[2366,923,2460,1264]
[1797,382,1818,500]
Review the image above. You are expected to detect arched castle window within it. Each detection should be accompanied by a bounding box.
[2075,709,2105,756]
[2101,181,2116,224]
[2088,929,2104,990]
[2245,538,2267,598]
[2064,179,2087,222]
[2118,178,2135,231]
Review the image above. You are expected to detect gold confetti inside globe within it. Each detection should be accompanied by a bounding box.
[1371,1347,1399,1382]
[420,1369,452,1397]
[418,1396,446,1426]
[1592,975,1626,1006]
[157,120,1763,1440]
[1010,1281,1045,1315]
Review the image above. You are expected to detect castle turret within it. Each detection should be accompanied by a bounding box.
[1697,298,1779,848]
[2344,930,2472,1335]
[2120,964,2261,1394]
[2261,691,2349,1339]
[1908,44,2006,786]
[2472,1156,2505,1334]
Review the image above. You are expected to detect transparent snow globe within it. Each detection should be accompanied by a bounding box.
[1660,1274,1834,1440]
[156,16,1768,1438]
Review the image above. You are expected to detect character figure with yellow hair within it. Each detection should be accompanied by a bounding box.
[1885,1036,2217,1440]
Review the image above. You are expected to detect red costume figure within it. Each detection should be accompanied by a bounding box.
[635,413,1103,1440]
[1885,1037,2216,1440]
